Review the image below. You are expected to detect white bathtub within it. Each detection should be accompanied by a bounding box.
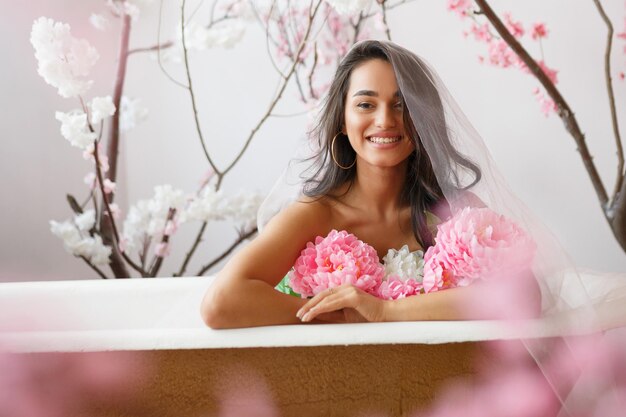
[1,275,624,417]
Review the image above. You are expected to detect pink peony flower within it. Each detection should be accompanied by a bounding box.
[377,276,423,300]
[422,207,536,293]
[447,0,472,18]
[288,229,384,298]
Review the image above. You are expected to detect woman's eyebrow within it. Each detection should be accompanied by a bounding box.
[352,90,401,98]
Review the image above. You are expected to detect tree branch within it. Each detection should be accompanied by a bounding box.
[219,0,325,184]
[175,221,208,277]
[592,0,624,205]
[474,0,609,208]
[181,0,223,182]
[196,227,258,276]
[378,0,392,41]
[79,255,110,279]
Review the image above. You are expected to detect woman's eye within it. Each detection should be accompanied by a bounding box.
[357,102,374,109]
[393,102,403,110]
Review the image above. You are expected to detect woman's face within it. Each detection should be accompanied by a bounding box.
[343,58,415,169]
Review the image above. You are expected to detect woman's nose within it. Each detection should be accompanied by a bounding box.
[375,106,397,128]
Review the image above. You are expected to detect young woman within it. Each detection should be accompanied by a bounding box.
[200,40,540,329]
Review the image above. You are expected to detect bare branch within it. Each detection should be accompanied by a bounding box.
[175,221,208,277]
[180,0,223,179]
[148,208,176,277]
[378,0,392,41]
[197,227,258,275]
[219,0,325,182]
[79,255,110,279]
[592,0,624,205]
[474,0,609,208]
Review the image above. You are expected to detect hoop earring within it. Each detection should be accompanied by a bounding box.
[330,132,356,170]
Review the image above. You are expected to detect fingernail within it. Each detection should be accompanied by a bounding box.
[296,309,302,318]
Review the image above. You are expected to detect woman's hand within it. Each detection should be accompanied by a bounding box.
[296,285,386,323]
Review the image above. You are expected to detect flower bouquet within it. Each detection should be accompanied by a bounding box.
[279,207,536,300]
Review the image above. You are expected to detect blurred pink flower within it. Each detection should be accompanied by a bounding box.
[288,229,384,297]
[0,350,144,417]
[530,22,548,40]
[504,13,525,38]
[422,207,536,293]
[470,22,492,42]
[447,0,472,18]
[487,40,518,68]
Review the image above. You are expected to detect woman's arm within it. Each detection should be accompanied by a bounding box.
[298,272,542,323]
[201,200,332,329]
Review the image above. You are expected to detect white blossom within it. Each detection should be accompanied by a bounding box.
[107,0,154,21]
[30,17,99,98]
[382,245,425,282]
[89,13,109,31]
[179,186,229,223]
[324,0,373,15]
[89,96,116,124]
[224,191,265,231]
[121,185,187,253]
[120,96,148,132]
[74,209,96,231]
[50,219,112,266]
[55,110,97,149]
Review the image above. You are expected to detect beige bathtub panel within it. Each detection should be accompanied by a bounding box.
[89,342,487,417]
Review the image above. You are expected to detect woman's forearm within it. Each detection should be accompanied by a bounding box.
[202,277,307,329]
[383,286,472,322]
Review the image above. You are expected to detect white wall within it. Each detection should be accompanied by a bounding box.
[1,0,624,282]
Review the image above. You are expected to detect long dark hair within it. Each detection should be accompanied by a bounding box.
[302,41,481,249]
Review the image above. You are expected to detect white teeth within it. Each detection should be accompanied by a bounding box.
[368,136,401,144]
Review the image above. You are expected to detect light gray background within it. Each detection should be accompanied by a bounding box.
[1,0,625,281]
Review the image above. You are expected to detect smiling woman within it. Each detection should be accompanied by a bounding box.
[199,40,549,330]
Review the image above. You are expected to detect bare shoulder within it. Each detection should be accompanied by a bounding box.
[217,196,333,287]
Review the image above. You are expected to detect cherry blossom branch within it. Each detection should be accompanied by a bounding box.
[126,8,235,55]
[196,227,258,275]
[79,255,110,279]
[378,0,392,40]
[592,0,624,203]
[474,0,609,209]
[93,139,148,277]
[181,0,223,181]
[174,220,207,277]
[97,13,133,278]
[307,43,319,99]
[218,0,324,186]
[148,208,176,277]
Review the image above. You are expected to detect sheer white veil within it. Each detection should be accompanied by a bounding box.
[257,39,625,332]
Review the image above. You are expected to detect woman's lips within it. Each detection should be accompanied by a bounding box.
[366,135,403,148]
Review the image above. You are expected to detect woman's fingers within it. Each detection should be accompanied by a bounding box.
[301,291,352,322]
[296,286,341,319]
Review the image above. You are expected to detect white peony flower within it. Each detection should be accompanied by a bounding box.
[382,245,425,282]
[74,209,96,231]
[50,220,81,246]
[182,20,246,50]
[30,17,99,98]
[120,96,148,132]
[89,96,116,124]
[324,0,373,15]
[55,110,97,149]
[89,13,109,31]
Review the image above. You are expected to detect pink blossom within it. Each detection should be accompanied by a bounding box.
[447,0,472,18]
[487,40,518,68]
[470,22,492,42]
[422,207,536,293]
[537,60,558,84]
[288,229,384,298]
[155,242,170,257]
[377,276,422,300]
[504,13,524,38]
[103,178,116,194]
[530,22,548,40]
[534,90,558,116]
[164,220,178,236]
[619,72,625,81]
